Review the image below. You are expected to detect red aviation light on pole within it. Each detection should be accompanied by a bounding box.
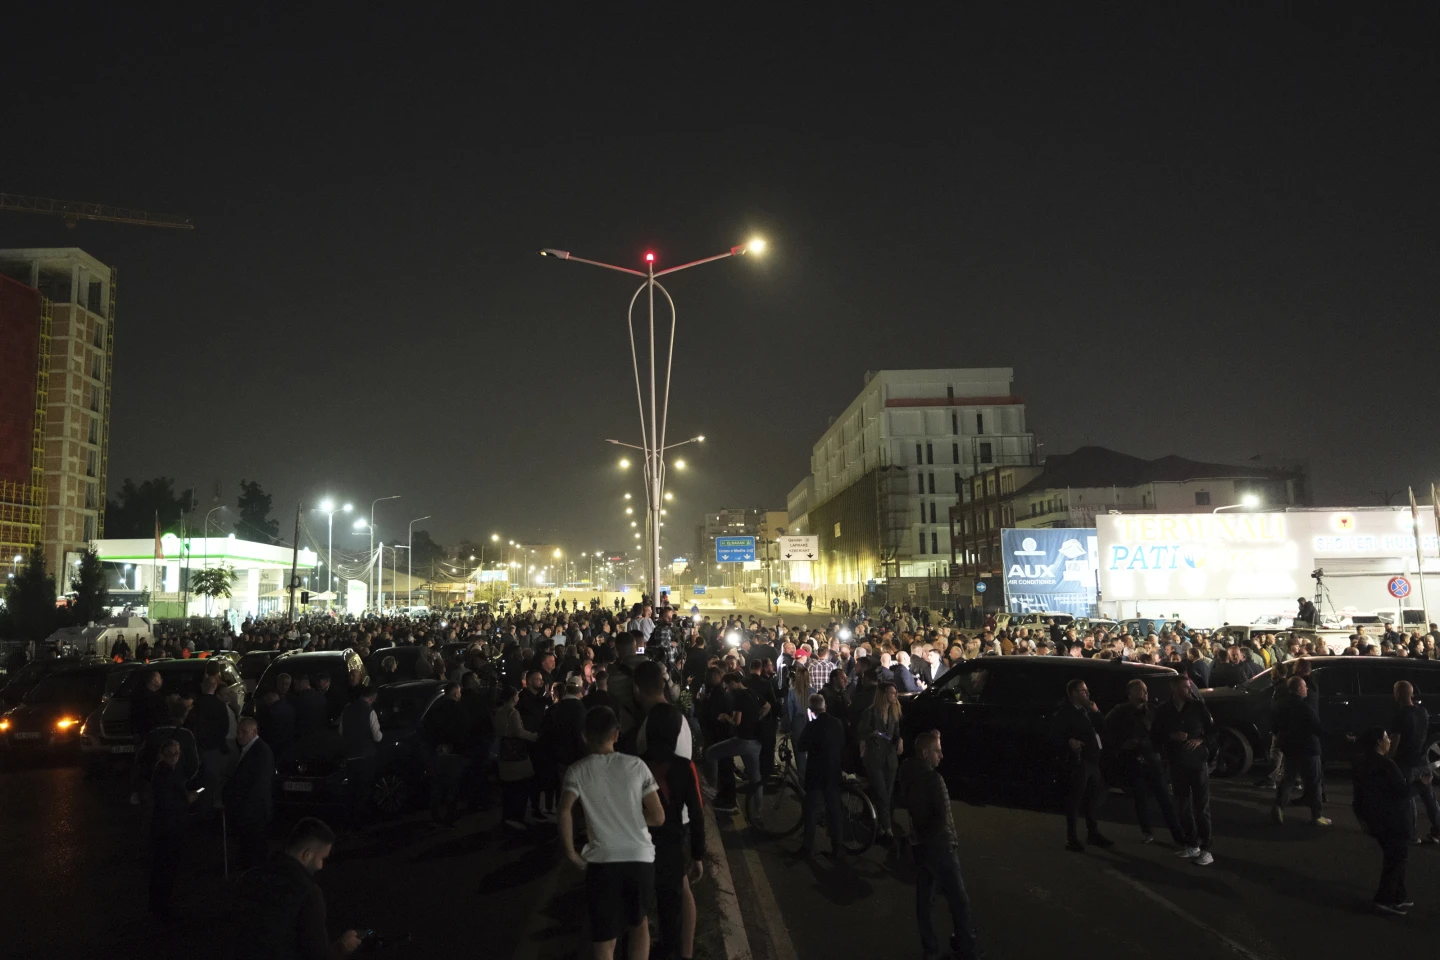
[644,252,655,263]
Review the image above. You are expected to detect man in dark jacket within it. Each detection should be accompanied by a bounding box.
[338,686,381,828]
[1387,680,1440,842]
[1183,647,1211,689]
[1048,678,1112,852]
[1105,679,1184,845]
[796,694,847,858]
[133,670,168,741]
[230,817,362,959]
[1154,678,1216,864]
[257,691,296,758]
[423,682,470,828]
[223,716,275,871]
[148,739,197,920]
[132,700,199,805]
[190,671,233,816]
[1272,675,1330,826]
[899,729,980,960]
[1353,727,1415,914]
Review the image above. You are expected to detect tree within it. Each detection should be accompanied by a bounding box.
[67,549,109,625]
[104,477,195,538]
[0,548,61,640]
[190,564,238,601]
[237,480,279,543]
[410,530,446,570]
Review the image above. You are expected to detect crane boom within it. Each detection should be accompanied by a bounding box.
[0,193,194,230]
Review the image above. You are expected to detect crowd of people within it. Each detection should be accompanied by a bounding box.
[81,592,1440,955]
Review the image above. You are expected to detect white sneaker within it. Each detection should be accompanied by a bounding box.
[1194,851,1214,866]
[1175,846,1201,859]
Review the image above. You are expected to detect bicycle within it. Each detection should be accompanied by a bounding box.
[745,731,878,855]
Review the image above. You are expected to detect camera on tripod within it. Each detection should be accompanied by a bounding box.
[1311,568,1324,581]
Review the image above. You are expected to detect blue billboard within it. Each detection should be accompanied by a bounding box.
[1000,528,1099,617]
[715,536,757,562]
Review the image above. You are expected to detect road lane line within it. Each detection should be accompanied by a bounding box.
[727,804,799,960]
[704,803,755,960]
[1101,867,1271,960]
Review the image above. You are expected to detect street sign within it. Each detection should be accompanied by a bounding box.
[693,585,706,595]
[1388,576,1412,599]
[464,583,475,601]
[940,581,950,595]
[975,581,988,594]
[716,536,757,562]
[907,582,916,596]
[778,535,819,561]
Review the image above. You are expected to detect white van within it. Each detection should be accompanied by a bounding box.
[44,616,154,660]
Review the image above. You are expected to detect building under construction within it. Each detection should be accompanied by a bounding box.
[0,248,114,587]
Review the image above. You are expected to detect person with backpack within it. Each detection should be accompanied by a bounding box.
[641,702,705,960]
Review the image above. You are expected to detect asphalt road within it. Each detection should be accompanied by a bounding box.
[6,740,1438,960]
[716,770,1440,960]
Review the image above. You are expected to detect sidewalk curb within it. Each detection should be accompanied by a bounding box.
[702,802,753,960]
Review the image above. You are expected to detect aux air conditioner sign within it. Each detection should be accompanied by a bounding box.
[1000,528,1099,617]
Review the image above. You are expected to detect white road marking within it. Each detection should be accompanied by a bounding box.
[704,803,756,960]
[726,804,800,960]
[1102,867,1271,960]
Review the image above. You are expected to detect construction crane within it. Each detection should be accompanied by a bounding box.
[0,192,193,230]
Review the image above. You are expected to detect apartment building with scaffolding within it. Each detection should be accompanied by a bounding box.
[0,249,114,589]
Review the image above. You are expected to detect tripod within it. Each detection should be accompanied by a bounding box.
[1311,574,1338,626]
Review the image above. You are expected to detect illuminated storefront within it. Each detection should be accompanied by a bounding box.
[1096,508,1439,627]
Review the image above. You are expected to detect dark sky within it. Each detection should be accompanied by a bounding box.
[5,4,1439,558]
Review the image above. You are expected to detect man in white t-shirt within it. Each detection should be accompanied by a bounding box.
[559,706,665,960]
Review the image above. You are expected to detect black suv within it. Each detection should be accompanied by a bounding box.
[900,656,1181,796]
[366,646,437,685]
[274,679,444,817]
[1,662,143,758]
[1,657,103,710]
[1201,656,1440,778]
[250,649,368,724]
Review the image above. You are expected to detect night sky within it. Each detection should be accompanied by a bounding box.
[5,5,1438,557]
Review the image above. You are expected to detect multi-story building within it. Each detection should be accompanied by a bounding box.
[950,445,1309,579]
[0,249,114,587]
[795,369,1035,591]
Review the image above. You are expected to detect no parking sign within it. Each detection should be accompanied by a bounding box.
[1388,576,1412,599]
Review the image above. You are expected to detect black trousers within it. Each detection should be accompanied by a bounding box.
[1172,768,1212,850]
[231,817,269,873]
[802,783,846,854]
[345,757,376,828]
[758,716,778,780]
[1375,832,1409,905]
[148,832,183,919]
[653,839,686,956]
[1064,762,1105,842]
[1276,753,1322,817]
[1123,758,1183,842]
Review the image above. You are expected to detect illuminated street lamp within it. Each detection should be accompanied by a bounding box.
[542,237,763,598]
[1213,493,1261,514]
[321,501,353,594]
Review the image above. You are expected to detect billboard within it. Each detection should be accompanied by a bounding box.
[1095,509,1439,604]
[1000,528,1099,616]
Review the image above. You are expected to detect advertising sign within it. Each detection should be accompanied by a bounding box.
[1000,528,1099,616]
[716,536,757,562]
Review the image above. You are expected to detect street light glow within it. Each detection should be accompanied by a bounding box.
[747,238,765,254]
[1241,493,1260,507]
[619,458,630,469]
[624,493,632,500]
[674,459,686,470]
[626,507,634,514]
[320,499,334,513]
[663,492,673,501]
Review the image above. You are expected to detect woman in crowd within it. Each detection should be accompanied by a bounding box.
[857,680,903,842]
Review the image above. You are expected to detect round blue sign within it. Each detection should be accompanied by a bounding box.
[1388,576,1411,599]
[975,582,988,594]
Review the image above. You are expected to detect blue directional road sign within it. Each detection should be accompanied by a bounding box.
[693,586,707,595]
[716,536,757,562]
[975,581,988,594]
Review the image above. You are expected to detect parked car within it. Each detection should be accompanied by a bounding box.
[366,646,436,685]
[900,656,1180,799]
[274,680,444,817]
[81,656,245,761]
[0,656,103,710]
[250,649,368,722]
[1116,618,1179,638]
[1,662,144,758]
[1201,656,1440,778]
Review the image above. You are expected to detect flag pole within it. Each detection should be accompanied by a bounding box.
[1409,487,1430,629]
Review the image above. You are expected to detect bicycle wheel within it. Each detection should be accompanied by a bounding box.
[746,777,806,838]
[840,783,878,855]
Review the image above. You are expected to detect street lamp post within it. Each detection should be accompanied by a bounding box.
[201,504,225,616]
[541,238,764,602]
[321,500,353,605]
[368,496,400,610]
[407,515,431,610]
[1213,493,1261,514]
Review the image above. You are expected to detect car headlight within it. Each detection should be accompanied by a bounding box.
[0,718,9,732]
[55,717,78,731]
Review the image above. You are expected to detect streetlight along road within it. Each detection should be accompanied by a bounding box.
[541,239,765,599]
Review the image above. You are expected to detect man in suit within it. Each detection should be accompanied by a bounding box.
[917,648,948,688]
[1049,678,1112,852]
[797,693,848,858]
[224,716,275,872]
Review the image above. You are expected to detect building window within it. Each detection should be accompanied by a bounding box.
[951,412,958,435]
[915,443,922,464]
[954,472,961,495]
[988,509,996,529]
[928,473,935,494]
[919,530,926,554]
[88,418,98,444]
[979,545,988,566]
[1031,502,1038,517]
[947,386,954,399]
[977,413,985,434]
[83,515,95,542]
[1194,491,1211,506]
[931,531,939,554]
[929,502,937,523]
[920,501,926,522]
[917,473,925,494]
[834,522,841,537]
[926,443,934,465]
[979,442,993,464]
[963,515,971,535]
[951,443,959,465]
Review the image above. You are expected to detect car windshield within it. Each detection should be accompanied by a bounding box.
[26,672,106,703]
[6,662,53,687]
[375,685,434,730]
[932,665,990,701]
[237,653,273,680]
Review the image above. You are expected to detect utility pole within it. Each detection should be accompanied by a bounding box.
[286,503,301,624]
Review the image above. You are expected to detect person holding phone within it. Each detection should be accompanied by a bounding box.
[1048,678,1112,853]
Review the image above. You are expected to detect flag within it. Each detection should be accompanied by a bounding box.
[1410,486,1421,534]
[154,512,163,562]
[1432,484,1440,546]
